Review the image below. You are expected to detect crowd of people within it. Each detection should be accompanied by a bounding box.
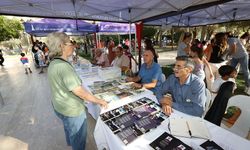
[31,40,49,73]
[172,31,250,117]
[30,39,80,74]
[44,35,164,150]
[89,32,250,119]
[29,31,249,150]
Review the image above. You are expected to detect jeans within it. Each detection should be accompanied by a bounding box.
[54,110,87,150]
[231,55,250,87]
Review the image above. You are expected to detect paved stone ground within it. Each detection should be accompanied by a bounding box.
[158,50,177,66]
[0,55,97,150]
[0,51,177,150]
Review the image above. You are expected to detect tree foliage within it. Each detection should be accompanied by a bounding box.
[0,16,23,42]
[143,26,157,39]
[220,20,250,35]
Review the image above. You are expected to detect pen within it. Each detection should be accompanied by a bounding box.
[186,121,192,137]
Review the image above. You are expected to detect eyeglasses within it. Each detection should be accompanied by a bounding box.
[173,65,186,70]
[64,42,75,47]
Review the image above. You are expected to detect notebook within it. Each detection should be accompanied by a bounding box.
[169,117,210,139]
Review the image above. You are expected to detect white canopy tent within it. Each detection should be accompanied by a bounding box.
[0,0,231,70]
[144,0,250,26]
[0,0,227,23]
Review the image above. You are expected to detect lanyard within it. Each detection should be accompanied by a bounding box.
[52,57,82,83]
[53,57,73,68]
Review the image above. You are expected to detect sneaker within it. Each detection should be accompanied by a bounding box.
[39,71,44,74]
[30,71,32,73]
[25,72,28,74]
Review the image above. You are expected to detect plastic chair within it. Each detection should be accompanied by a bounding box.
[221,95,250,138]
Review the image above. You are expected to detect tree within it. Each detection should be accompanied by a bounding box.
[142,26,157,39]
[220,20,250,35]
[0,16,23,42]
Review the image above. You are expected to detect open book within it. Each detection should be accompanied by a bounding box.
[169,117,210,139]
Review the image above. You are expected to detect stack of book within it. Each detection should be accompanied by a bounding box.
[150,118,223,150]
[88,80,146,102]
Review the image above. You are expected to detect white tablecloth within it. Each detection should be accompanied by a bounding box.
[94,95,250,150]
[77,69,154,120]
[85,90,154,120]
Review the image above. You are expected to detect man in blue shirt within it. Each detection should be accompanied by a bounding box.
[156,56,206,117]
[126,50,163,94]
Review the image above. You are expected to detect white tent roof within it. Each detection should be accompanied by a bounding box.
[145,0,250,26]
[0,0,226,23]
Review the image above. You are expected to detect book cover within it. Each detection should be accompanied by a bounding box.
[133,105,157,118]
[134,116,158,133]
[200,140,224,150]
[100,97,165,145]
[115,112,139,129]
[116,125,143,145]
[150,132,192,150]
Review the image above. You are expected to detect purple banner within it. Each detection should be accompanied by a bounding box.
[98,22,135,33]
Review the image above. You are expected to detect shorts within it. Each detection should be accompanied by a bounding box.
[23,63,30,69]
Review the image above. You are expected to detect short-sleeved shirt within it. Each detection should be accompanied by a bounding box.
[138,62,163,93]
[228,38,248,59]
[212,77,236,93]
[48,58,86,117]
[156,74,206,117]
[177,42,188,56]
[20,57,29,64]
[111,54,130,68]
